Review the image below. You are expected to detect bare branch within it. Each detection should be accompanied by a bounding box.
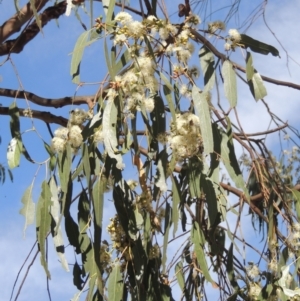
[0,107,68,127]
[0,1,66,56]
[0,88,93,108]
[191,29,300,91]
[0,0,49,44]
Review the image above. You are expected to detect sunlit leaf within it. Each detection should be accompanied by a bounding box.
[108,263,124,301]
[36,181,52,279]
[171,175,180,237]
[103,99,123,169]
[222,60,237,108]
[102,0,115,23]
[155,149,168,192]
[71,30,91,84]
[162,202,171,273]
[29,0,42,32]
[7,137,21,169]
[191,221,216,286]
[49,177,69,272]
[175,261,185,293]
[199,46,215,91]
[19,184,35,238]
[246,52,267,101]
[192,85,213,154]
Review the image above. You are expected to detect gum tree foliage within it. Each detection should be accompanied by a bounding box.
[2,0,300,300]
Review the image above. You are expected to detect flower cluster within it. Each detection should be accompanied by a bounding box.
[168,112,202,161]
[99,243,111,268]
[208,21,225,34]
[248,282,262,301]
[224,29,242,51]
[51,109,91,153]
[105,52,157,118]
[107,215,130,261]
[148,244,160,259]
[246,263,260,279]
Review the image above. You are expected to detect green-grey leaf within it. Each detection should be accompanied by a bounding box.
[240,34,280,57]
[37,181,52,279]
[246,52,267,101]
[155,149,168,192]
[171,176,180,237]
[222,60,237,108]
[49,177,69,271]
[175,261,185,292]
[220,128,249,199]
[108,263,124,301]
[162,202,171,273]
[102,0,115,23]
[192,85,213,154]
[103,99,123,169]
[7,137,21,169]
[19,184,35,238]
[199,46,215,92]
[191,221,215,285]
[71,30,90,84]
[29,0,42,32]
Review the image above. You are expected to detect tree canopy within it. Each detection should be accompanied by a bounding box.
[2,1,300,300]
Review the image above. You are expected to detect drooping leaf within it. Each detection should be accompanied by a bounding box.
[71,30,91,84]
[9,102,20,139]
[188,157,202,198]
[82,143,91,188]
[19,184,35,238]
[103,99,123,169]
[29,0,42,31]
[160,72,176,118]
[171,175,180,237]
[162,202,171,273]
[219,126,249,199]
[201,174,218,227]
[36,181,52,279]
[191,221,216,286]
[104,38,115,80]
[240,34,280,57]
[102,0,115,23]
[73,261,84,290]
[49,177,69,271]
[7,137,21,169]
[108,263,124,301]
[246,52,267,101]
[92,176,105,289]
[199,46,215,91]
[113,178,139,240]
[154,149,168,192]
[175,261,185,293]
[222,60,237,108]
[150,95,166,139]
[192,85,213,154]
[114,49,131,75]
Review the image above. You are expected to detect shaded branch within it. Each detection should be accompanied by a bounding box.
[0,107,68,127]
[0,1,66,56]
[0,88,93,108]
[0,0,49,44]
[191,29,300,91]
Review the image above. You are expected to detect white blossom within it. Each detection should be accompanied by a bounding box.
[228,29,241,42]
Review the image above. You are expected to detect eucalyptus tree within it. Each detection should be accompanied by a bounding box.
[2,1,300,300]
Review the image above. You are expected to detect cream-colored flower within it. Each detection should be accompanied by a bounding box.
[228,29,241,42]
[115,11,132,25]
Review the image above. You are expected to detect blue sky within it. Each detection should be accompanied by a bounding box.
[1,0,300,300]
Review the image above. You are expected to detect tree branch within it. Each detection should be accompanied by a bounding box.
[0,0,49,44]
[0,88,94,108]
[191,29,300,91]
[0,107,68,126]
[0,1,66,56]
